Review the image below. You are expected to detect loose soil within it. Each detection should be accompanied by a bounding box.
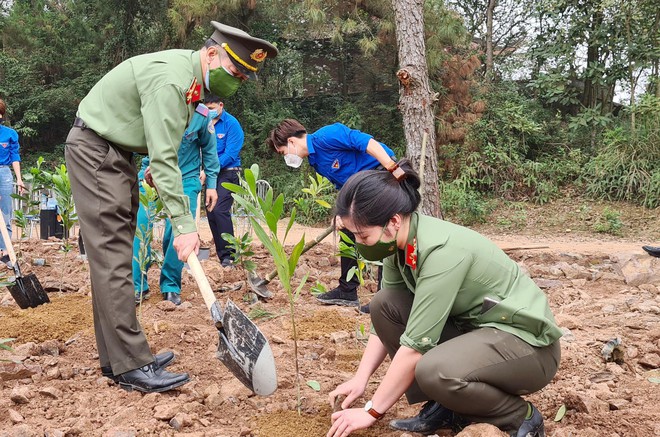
[1,198,659,437]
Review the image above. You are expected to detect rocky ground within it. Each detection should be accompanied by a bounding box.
[0,214,659,437]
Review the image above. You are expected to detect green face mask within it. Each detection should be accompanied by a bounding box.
[206,66,241,98]
[355,225,398,261]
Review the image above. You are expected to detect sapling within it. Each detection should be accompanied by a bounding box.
[223,164,308,413]
[41,164,78,293]
[11,157,49,254]
[221,231,257,302]
[133,180,164,317]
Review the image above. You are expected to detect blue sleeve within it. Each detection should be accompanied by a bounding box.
[218,117,244,169]
[200,118,220,189]
[10,130,20,162]
[318,123,372,153]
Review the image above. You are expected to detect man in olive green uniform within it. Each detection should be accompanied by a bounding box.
[65,22,277,393]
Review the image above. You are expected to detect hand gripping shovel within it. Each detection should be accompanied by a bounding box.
[187,251,277,395]
[247,224,335,298]
[0,211,49,309]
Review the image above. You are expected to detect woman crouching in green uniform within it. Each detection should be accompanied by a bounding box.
[326,160,561,437]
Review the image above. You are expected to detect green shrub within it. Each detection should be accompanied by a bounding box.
[440,181,493,225]
[592,207,623,235]
[583,96,660,208]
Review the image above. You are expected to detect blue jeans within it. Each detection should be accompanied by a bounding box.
[0,166,13,251]
[132,176,201,294]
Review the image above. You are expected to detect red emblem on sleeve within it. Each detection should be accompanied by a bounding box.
[405,237,417,270]
[185,77,201,104]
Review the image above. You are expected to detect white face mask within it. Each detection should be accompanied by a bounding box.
[283,143,303,168]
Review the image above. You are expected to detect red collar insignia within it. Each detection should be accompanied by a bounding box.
[185,77,202,104]
[405,237,417,270]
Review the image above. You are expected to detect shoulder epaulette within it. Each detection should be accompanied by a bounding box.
[195,103,209,117]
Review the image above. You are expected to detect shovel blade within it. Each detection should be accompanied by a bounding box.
[247,272,273,299]
[216,299,277,396]
[8,273,49,309]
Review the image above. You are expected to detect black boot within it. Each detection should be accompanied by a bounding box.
[389,401,461,434]
[315,287,359,307]
[101,351,175,381]
[116,363,189,393]
[642,245,660,258]
[163,292,181,305]
[512,403,545,437]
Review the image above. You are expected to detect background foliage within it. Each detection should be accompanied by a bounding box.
[1,0,657,225]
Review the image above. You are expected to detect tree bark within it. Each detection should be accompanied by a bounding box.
[391,0,441,218]
[485,0,497,80]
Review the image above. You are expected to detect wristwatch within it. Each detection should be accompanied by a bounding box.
[364,400,385,420]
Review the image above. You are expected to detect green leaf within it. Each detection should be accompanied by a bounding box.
[284,208,297,241]
[288,235,306,277]
[265,211,278,235]
[272,194,284,221]
[346,266,357,282]
[306,380,321,391]
[294,273,308,300]
[221,182,249,197]
[245,169,257,197]
[315,199,331,209]
[554,404,567,422]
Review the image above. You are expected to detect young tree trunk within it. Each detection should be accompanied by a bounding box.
[391,0,441,218]
[485,0,497,80]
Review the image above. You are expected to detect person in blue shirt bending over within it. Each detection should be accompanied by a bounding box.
[0,98,26,265]
[205,94,245,268]
[266,118,398,310]
[132,101,220,306]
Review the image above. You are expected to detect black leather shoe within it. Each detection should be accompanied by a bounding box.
[163,292,181,305]
[221,258,234,268]
[512,403,545,437]
[101,351,175,380]
[315,287,359,307]
[116,363,189,393]
[359,302,371,314]
[642,245,660,258]
[389,401,465,434]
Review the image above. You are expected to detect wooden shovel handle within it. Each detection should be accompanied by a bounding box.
[186,251,217,312]
[195,192,201,230]
[0,210,17,264]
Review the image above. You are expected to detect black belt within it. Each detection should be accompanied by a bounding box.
[73,117,88,129]
[222,167,242,171]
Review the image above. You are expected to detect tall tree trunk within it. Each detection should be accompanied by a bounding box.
[485,0,497,80]
[391,0,441,218]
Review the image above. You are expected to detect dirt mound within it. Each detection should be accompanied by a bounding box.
[1,231,659,436]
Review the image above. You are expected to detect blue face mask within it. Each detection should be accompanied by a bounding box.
[208,109,219,120]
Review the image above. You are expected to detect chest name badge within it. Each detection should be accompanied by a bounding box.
[185,77,202,104]
[405,237,417,270]
[332,159,340,169]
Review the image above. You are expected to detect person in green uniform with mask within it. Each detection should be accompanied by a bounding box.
[132,101,220,307]
[326,160,561,437]
[64,21,277,394]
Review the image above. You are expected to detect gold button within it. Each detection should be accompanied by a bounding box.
[501,316,506,320]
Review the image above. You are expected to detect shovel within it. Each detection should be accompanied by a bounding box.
[0,212,49,309]
[187,251,277,395]
[247,224,335,298]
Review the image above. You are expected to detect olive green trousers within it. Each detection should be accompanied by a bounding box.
[370,288,560,431]
[65,126,154,375]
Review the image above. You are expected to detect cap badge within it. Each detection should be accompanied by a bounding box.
[222,43,258,72]
[250,49,267,63]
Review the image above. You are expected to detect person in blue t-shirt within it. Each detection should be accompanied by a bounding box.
[205,95,245,267]
[0,99,26,264]
[266,118,398,310]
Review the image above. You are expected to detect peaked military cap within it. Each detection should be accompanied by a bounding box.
[210,21,278,80]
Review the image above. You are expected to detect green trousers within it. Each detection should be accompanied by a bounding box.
[65,126,154,375]
[370,288,561,431]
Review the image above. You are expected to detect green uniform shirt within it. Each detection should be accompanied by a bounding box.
[78,49,205,236]
[381,213,562,353]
